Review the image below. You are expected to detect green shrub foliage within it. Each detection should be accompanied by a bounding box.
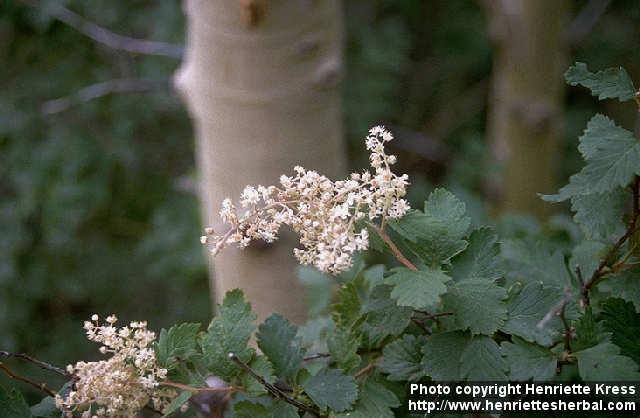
[3,62,640,417]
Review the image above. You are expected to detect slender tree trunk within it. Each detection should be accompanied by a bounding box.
[176,0,346,324]
[483,0,569,218]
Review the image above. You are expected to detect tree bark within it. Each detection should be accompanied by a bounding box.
[176,0,346,324]
[483,0,569,218]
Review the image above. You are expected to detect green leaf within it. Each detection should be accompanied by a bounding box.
[0,385,31,418]
[345,377,400,418]
[302,368,358,412]
[442,277,507,335]
[599,266,640,312]
[575,342,640,381]
[389,188,470,266]
[257,314,305,382]
[501,282,565,346]
[234,400,270,418]
[379,334,427,381]
[384,267,451,309]
[298,266,334,317]
[565,62,636,102]
[156,322,200,369]
[460,336,508,381]
[201,289,256,380]
[241,355,276,396]
[234,399,298,418]
[570,189,627,240]
[270,401,299,418]
[297,317,334,354]
[573,307,607,352]
[600,298,640,365]
[501,337,557,381]
[450,228,502,281]
[501,240,571,288]
[421,331,469,380]
[328,327,361,373]
[332,276,366,329]
[544,114,640,200]
[161,390,192,417]
[360,285,412,347]
[29,397,57,418]
[569,241,607,279]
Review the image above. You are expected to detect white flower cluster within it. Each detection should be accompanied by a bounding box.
[55,315,177,418]
[202,126,410,274]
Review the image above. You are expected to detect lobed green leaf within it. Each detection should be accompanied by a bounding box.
[565,62,636,102]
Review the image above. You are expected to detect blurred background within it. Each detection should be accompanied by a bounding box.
[1,0,640,399]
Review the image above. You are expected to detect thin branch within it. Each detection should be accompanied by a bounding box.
[567,0,612,44]
[413,310,453,320]
[42,78,171,115]
[161,381,240,394]
[0,362,56,397]
[354,358,379,379]
[303,353,330,362]
[581,176,640,305]
[367,222,417,271]
[537,288,574,353]
[411,317,431,334]
[0,350,68,377]
[20,0,183,58]
[228,353,322,417]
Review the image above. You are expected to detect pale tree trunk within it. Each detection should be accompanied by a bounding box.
[483,0,569,218]
[175,0,346,324]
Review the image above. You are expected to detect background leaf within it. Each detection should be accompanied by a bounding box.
[564,62,636,102]
[501,337,557,381]
[575,342,640,381]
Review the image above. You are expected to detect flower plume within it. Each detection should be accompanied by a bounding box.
[202,126,410,274]
[56,315,177,417]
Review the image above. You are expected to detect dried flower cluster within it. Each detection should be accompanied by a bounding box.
[55,315,177,418]
[202,126,410,274]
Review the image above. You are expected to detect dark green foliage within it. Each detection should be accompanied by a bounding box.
[600,299,640,364]
[161,391,193,418]
[0,0,209,399]
[156,323,201,370]
[449,227,502,281]
[501,337,557,381]
[379,334,427,381]
[301,368,358,412]
[327,327,361,373]
[384,267,450,309]
[420,331,469,380]
[564,62,636,102]
[441,277,507,335]
[501,283,565,347]
[573,307,606,352]
[459,336,508,381]
[201,290,256,380]
[257,314,305,383]
[0,385,31,418]
[389,188,470,266]
[543,114,640,200]
[341,376,400,418]
[575,342,640,381]
[29,397,57,418]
